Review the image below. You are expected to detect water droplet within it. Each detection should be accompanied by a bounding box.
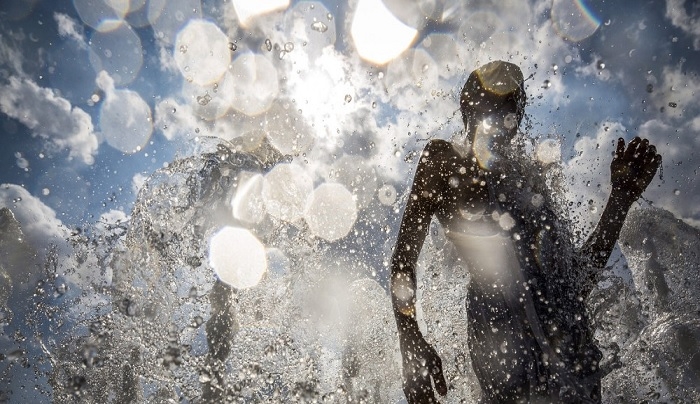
[552,64,558,72]
[42,188,50,196]
[228,42,237,51]
[311,21,328,33]
[327,13,333,20]
[543,79,551,89]
[54,283,67,297]
[371,102,377,108]
[344,94,352,103]
[284,42,294,52]
[597,60,605,69]
[646,84,654,93]
[264,38,272,51]
[179,45,187,53]
[668,102,677,108]
[196,93,212,106]
[378,185,397,206]
[673,189,680,195]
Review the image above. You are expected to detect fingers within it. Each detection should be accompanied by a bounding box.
[403,351,447,403]
[623,136,642,160]
[637,138,649,157]
[615,137,625,161]
[644,144,658,165]
[404,376,437,404]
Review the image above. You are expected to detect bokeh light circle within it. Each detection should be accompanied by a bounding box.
[262,163,313,223]
[351,0,418,65]
[232,0,291,26]
[73,0,124,32]
[98,71,153,154]
[551,0,601,42]
[230,53,280,116]
[231,171,266,224]
[148,0,202,44]
[174,19,231,86]
[304,183,357,242]
[208,226,267,289]
[264,104,315,156]
[329,155,378,209]
[88,22,144,86]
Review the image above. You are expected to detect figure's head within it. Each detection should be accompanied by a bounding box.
[460,61,526,139]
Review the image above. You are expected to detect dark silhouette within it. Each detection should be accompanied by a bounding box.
[391,61,661,403]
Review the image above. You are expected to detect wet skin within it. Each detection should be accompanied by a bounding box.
[391,89,661,403]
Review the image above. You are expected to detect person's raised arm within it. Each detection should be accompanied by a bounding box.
[391,139,449,403]
[578,137,661,277]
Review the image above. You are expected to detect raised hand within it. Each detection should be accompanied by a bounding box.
[398,327,447,403]
[610,137,661,203]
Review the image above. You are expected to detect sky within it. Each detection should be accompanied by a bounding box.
[0,0,697,254]
[0,0,698,248]
[0,0,699,401]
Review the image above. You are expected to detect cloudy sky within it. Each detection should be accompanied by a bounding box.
[0,0,698,253]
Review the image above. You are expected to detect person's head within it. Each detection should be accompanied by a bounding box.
[460,61,526,142]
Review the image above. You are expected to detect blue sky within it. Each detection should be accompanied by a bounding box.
[1,0,698,236]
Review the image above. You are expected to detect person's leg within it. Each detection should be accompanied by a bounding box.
[467,289,541,403]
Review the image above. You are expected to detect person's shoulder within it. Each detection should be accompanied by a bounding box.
[424,138,450,151]
[423,138,460,158]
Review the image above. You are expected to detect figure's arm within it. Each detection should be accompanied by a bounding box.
[578,137,661,271]
[391,140,449,403]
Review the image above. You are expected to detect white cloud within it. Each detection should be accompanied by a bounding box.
[154,97,202,141]
[53,12,87,49]
[95,71,153,154]
[637,118,700,224]
[564,118,700,232]
[0,184,69,254]
[0,77,98,164]
[564,122,623,235]
[131,172,149,195]
[665,0,700,50]
[0,29,27,77]
[648,64,700,121]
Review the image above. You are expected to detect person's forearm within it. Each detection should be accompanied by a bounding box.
[579,192,634,269]
[391,259,419,326]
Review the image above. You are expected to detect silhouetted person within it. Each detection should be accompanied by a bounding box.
[391,61,661,403]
